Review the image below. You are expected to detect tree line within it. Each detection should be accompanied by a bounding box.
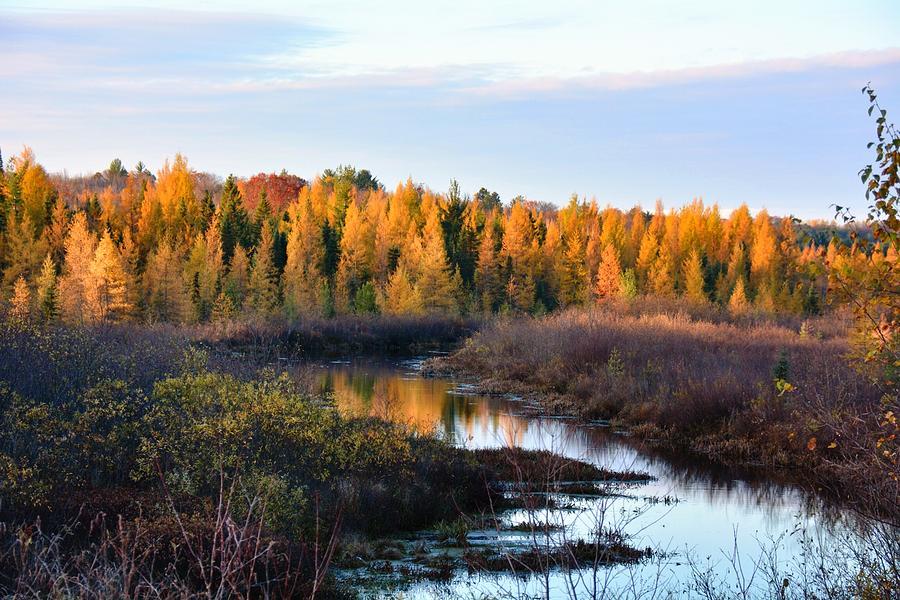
[0,147,891,325]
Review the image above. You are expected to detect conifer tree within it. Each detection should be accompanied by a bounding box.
[283,199,324,316]
[59,213,97,324]
[636,228,659,288]
[119,229,144,320]
[204,217,225,298]
[750,209,777,288]
[416,213,460,314]
[219,175,249,264]
[155,154,197,239]
[649,242,675,296]
[334,200,372,312]
[502,201,535,283]
[199,190,215,233]
[354,281,379,314]
[8,275,31,323]
[726,241,748,287]
[559,223,588,306]
[439,180,479,287]
[381,265,423,315]
[184,233,210,322]
[44,196,69,267]
[729,278,750,314]
[2,212,46,296]
[594,244,623,300]
[504,272,536,313]
[224,245,250,311]
[625,209,646,266]
[211,290,238,323]
[136,186,164,261]
[475,217,504,313]
[36,254,58,322]
[754,281,777,313]
[253,189,272,243]
[144,241,187,323]
[17,151,55,237]
[619,269,638,299]
[89,230,129,322]
[248,221,279,314]
[682,248,707,303]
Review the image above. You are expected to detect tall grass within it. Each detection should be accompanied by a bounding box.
[434,299,897,520]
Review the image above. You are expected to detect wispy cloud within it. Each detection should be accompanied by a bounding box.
[3,6,899,101]
[2,2,898,219]
[0,8,335,82]
[458,48,900,98]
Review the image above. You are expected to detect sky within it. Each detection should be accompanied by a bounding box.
[2,1,899,219]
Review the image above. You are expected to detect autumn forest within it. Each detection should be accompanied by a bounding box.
[0,148,872,325]
[0,100,897,599]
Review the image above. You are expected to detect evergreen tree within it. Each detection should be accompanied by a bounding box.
[219,175,249,264]
[439,180,478,287]
[120,229,144,320]
[248,221,279,314]
[475,217,504,313]
[2,211,47,297]
[353,281,379,314]
[619,269,638,299]
[183,233,211,322]
[199,190,216,233]
[36,254,58,322]
[224,245,250,311]
[559,223,588,306]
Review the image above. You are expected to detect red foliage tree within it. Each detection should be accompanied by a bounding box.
[239,172,307,213]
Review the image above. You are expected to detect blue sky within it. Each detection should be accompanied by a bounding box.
[2,1,899,219]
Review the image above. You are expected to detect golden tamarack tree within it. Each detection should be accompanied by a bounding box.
[0,148,877,324]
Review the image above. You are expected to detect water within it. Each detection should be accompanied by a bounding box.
[315,357,858,598]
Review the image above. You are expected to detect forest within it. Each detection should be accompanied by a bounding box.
[0,89,897,599]
[0,147,882,326]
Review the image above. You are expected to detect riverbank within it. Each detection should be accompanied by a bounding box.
[193,314,481,359]
[0,322,652,598]
[423,302,899,523]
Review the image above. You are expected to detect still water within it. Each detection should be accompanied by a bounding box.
[316,356,854,598]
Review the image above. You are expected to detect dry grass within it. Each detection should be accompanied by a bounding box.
[433,299,897,519]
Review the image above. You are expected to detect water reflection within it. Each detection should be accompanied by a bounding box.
[317,359,823,515]
[315,358,857,597]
